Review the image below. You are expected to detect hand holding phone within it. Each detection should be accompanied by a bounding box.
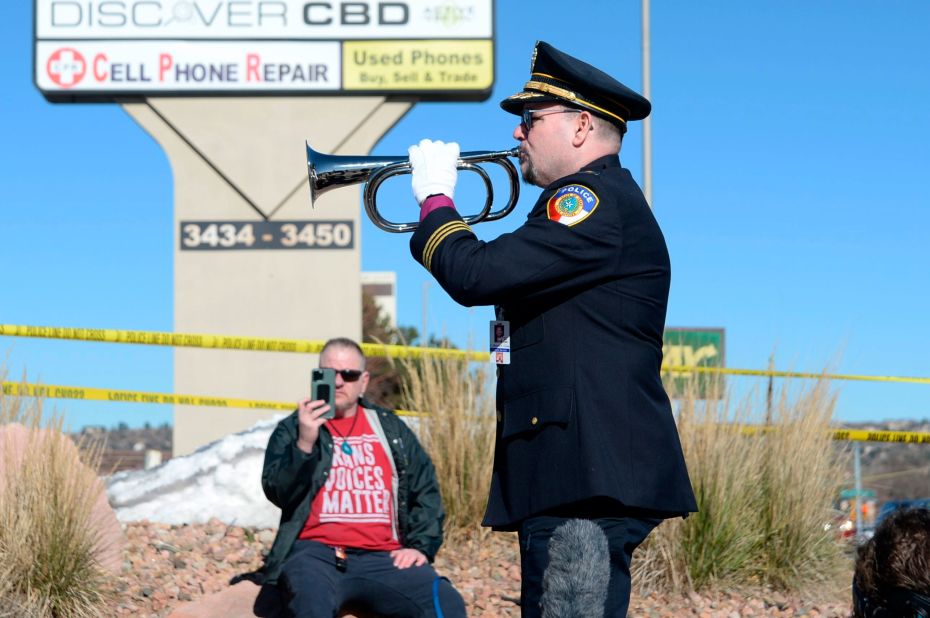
[311,368,336,420]
[295,368,337,453]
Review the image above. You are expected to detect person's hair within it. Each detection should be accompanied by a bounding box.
[320,337,366,370]
[582,109,623,150]
[853,507,930,618]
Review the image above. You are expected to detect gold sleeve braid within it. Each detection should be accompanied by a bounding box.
[423,221,473,273]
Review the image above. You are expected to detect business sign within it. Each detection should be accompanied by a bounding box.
[662,328,725,399]
[34,0,495,100]
[179,219,354,250]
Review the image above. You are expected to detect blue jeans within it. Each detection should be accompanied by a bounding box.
[279,540,466,618]
[517,514,661,618]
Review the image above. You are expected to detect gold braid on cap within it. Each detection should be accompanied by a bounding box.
[526,73,630,124]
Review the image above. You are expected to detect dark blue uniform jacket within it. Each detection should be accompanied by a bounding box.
[410,154,697,530]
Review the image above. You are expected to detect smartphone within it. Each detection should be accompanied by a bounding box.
[311,367,336,419]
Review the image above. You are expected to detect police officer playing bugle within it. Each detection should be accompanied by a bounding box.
[406,41,698,617]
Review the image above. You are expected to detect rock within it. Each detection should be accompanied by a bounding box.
[106,521,854,617]
[0,423,125,575]
[167,581,285,618]
[765,593,790,610]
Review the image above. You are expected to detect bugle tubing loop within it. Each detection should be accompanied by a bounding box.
[306,143,521,233]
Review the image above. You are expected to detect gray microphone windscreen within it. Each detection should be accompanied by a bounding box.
[541,518,611,618]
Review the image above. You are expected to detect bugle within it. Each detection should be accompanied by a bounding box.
[306,143,521,233]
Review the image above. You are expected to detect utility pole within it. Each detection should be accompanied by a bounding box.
[854,442,863,541]
[641,0,653,208]
[421,281,429,347]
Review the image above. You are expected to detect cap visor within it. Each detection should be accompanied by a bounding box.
[499,91,562,115]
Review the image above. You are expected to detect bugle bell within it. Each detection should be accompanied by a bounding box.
[306,142,521,233]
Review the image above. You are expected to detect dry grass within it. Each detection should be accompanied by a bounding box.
[635,374,849,595]
[0,368,111,617]
[398,354,496,532]
[395,352,849,595]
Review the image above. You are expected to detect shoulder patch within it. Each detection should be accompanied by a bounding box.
[547,184,600,226]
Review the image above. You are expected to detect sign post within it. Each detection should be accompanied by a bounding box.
[34,0,496,454]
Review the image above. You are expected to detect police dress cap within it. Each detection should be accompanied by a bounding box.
[500,41,650,127]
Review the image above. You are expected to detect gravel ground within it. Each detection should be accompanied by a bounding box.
[108,520,853,617]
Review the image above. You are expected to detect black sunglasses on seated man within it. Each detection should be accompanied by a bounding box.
[327,368,363,382]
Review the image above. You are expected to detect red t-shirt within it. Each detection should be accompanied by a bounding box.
[299,408,402,551]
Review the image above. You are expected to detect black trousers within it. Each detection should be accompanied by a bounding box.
[517,513,660,618]
[279,540,466,618]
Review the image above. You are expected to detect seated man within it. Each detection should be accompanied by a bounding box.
[852,507,930,618]
[258,337,466,618]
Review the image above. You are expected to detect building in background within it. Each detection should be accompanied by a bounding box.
[362,272,397,328]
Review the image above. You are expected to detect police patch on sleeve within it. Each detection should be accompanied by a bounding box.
[547,184,599,226]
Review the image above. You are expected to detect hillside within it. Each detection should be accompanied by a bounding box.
[73,423,172,473]
[843,419,930,502]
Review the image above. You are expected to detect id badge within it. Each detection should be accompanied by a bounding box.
[490,320,510,365]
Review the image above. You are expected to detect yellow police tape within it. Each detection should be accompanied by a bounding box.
[739,425,930,444]
[2,381,292,412]
[0,324,485,362]
[2,381,926,443]
[830,428,930,445]
[664,365,930,385]
[2,323,929,385]
[0,381,418,417]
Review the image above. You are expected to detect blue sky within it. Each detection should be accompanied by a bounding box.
[2,1,928,430]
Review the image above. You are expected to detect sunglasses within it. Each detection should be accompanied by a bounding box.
[327,368,364,382]
[521,108,581,131]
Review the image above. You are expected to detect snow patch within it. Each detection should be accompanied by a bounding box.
[106,414,285,529]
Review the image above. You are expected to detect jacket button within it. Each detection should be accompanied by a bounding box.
[531,417,538,425]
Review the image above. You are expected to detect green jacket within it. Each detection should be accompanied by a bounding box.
[256,399,445,585]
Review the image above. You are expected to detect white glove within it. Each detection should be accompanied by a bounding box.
[408,139,460,205]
